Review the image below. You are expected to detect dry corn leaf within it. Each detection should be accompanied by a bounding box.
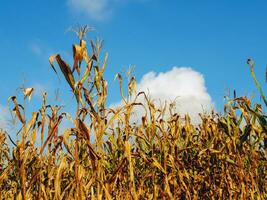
[23,87,34,101]
[55,156,67,199]
[25,112,38,134]
[49,54,58,74]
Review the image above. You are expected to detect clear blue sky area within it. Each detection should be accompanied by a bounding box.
[0,0,267,114]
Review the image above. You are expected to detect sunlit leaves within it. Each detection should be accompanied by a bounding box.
[0,27,266,199]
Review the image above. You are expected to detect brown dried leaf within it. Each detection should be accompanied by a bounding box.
[78,119,90,141]
[55,55,75,90]
[49,54,58,74]
[13,106,25,124]
[72,44,83,75]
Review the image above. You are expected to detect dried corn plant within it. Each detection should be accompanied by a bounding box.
[0,26,266,199]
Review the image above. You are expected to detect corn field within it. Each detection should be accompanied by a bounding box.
[0,27,266,199]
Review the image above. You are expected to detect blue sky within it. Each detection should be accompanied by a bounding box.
[1,0,267,128]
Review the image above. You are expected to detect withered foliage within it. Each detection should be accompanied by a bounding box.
[0,28,266,199]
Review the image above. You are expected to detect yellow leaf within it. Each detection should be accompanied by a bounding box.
[26,112,38,134]
[23,87,34,101]
[55,156,67,199]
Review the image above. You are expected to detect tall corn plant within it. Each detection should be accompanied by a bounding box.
[0,26,266,199]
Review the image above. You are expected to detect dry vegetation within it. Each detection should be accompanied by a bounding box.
[0,26,266,199]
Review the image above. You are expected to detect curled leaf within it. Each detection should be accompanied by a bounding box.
[23,87,34,101]
[49,54,58,74]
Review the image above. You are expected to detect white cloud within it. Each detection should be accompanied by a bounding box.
[68,0,111,20]
[30,43,43,56]
[29,40,57,59]
[67,0,150,20]
[111,67,214,124]
[0,104,10,130]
